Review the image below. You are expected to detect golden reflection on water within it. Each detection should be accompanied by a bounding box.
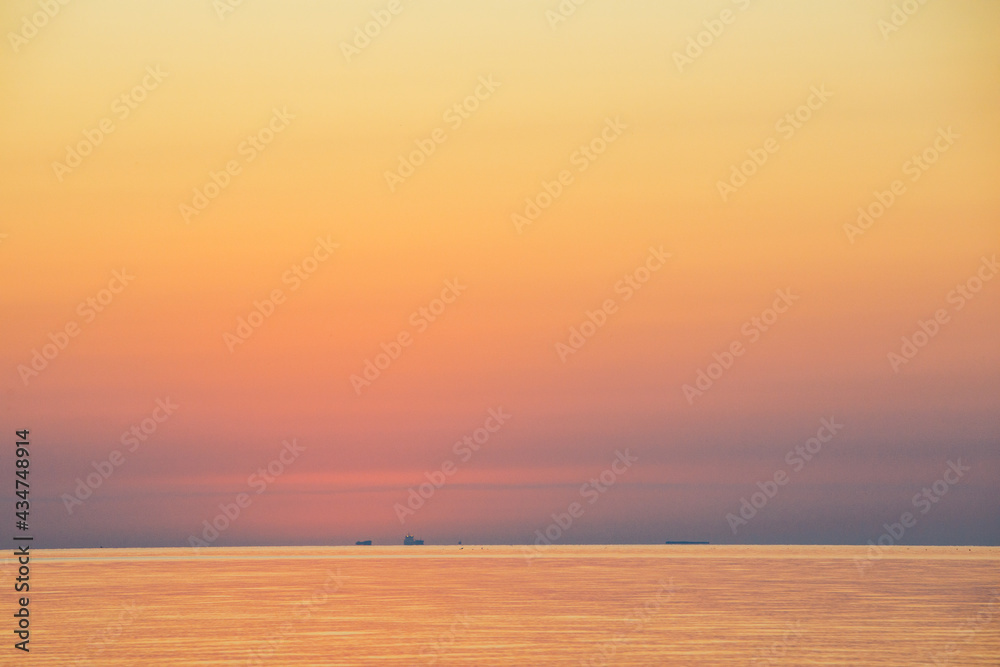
[20,545,1000,665]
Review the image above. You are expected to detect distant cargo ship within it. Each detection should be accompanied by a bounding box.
[403,534,424,545]
[355,540,372,546]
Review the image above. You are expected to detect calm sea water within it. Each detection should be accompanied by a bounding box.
[17,545,1000,665]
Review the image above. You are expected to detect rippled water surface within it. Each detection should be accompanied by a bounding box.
[22,545,1000,665]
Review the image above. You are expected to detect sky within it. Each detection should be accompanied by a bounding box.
[1,0,997,548]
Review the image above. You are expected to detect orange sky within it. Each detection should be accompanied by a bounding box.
[2,0,998,547]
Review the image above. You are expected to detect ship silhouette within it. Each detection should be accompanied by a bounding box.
[403,534,424,545]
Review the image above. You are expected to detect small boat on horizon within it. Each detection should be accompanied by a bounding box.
[355,540,372,546]
[403,534,424,545]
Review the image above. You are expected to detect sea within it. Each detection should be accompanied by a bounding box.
[16,545,1000,665]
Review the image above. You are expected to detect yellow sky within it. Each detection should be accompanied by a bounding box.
[1,0,998,546]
